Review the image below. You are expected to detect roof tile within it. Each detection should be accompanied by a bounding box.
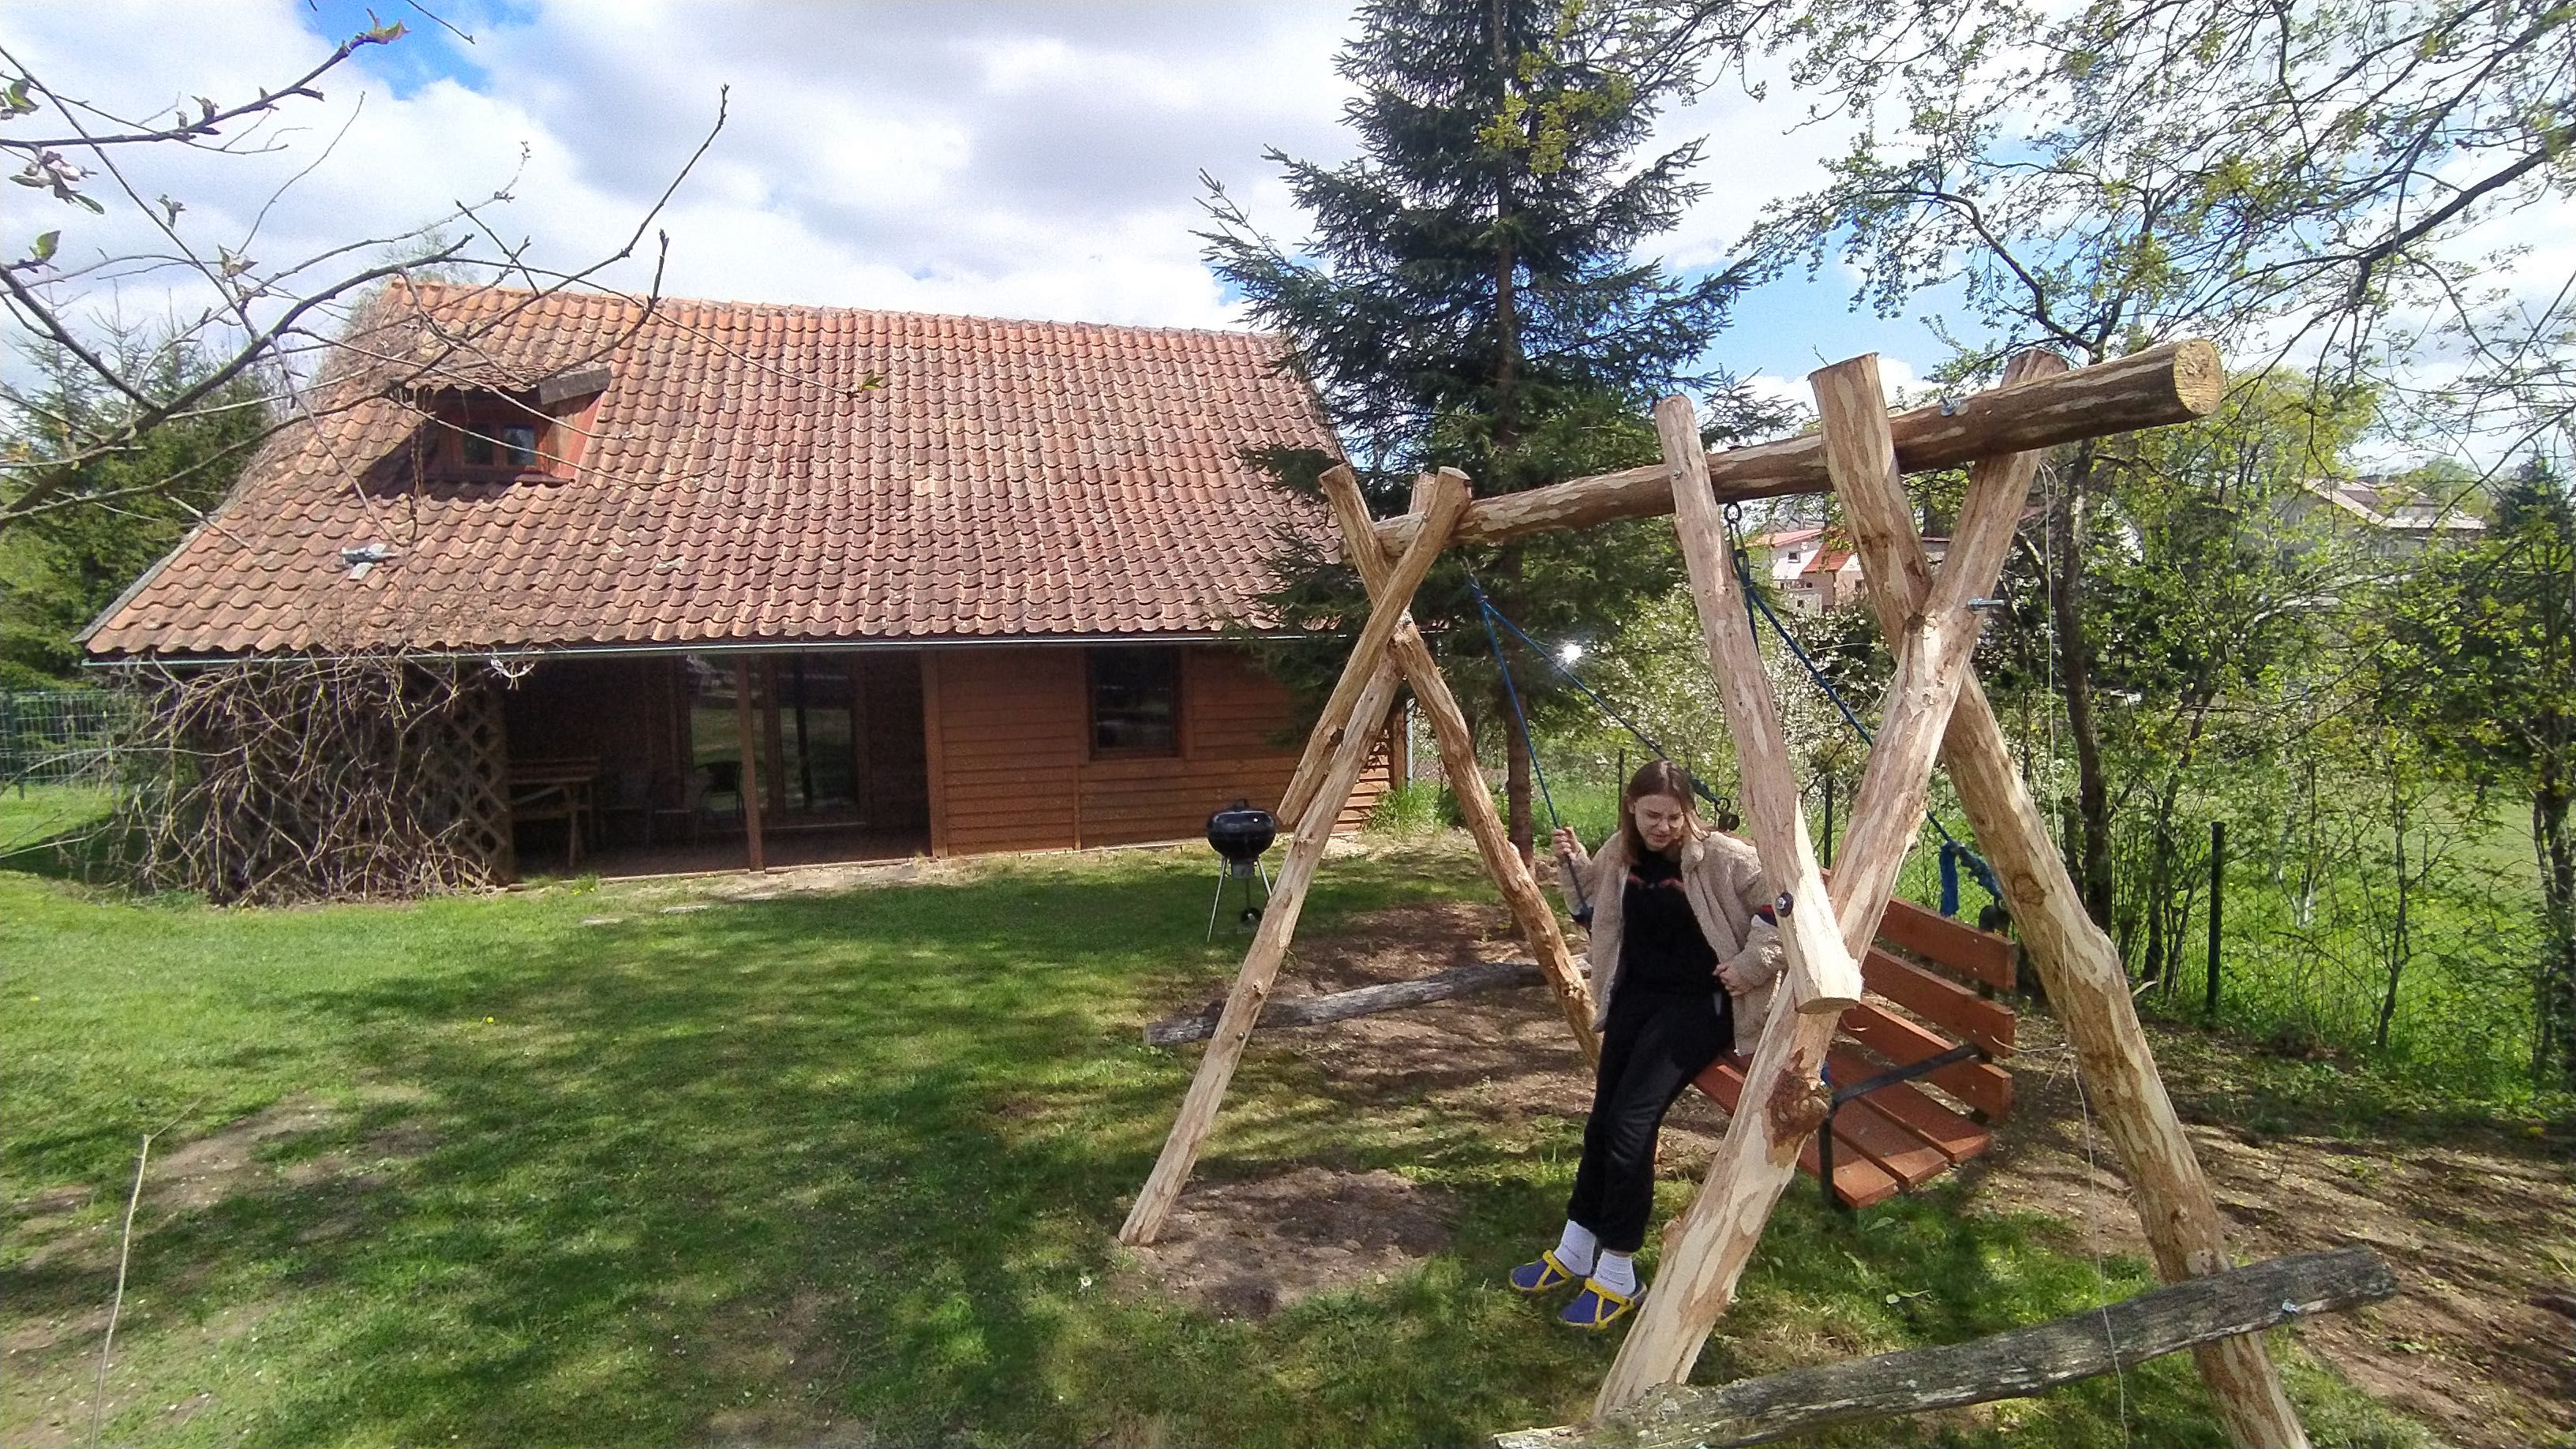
[90,281,1339,657]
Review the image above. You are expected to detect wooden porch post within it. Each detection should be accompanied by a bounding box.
[735,657,766,874]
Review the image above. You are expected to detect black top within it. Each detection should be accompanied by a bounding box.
[1618,848,1720,995]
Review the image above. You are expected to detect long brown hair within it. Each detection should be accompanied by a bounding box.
[1619,758,1704,862]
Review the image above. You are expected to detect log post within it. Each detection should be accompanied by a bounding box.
[734,657,766,874]
[1810,350,2063,952]
[1320,465,1600,1064]
[1118,653,1409,1245]
[1372,341,2222,555]
[1594,395,1872,1413]
[1599,365,2063,1410]
[1832,363,2308,1448]
[1276,471,1472,828]
[1504,1247,2394,1449]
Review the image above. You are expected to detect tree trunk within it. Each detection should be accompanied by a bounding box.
[2049,441,2114,927]
[2533,761,2575,1086]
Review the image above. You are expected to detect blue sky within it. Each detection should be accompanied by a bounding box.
[23,1,1953,410]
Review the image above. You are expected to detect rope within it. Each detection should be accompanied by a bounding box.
[1467,575,1589,923]
[1462,575,1728,811]
[1719,504,2006,913]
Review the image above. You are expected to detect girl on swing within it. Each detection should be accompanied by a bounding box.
[1509,758,1784,1329]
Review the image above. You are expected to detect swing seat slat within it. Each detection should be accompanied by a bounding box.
[1697,898,2019,1208]
[1863,948,2015,1057]
[1694,1059,1907,1209]
[1824,1046,1993,1163]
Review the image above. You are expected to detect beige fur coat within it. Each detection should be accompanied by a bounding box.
[1555,829,1784,1055]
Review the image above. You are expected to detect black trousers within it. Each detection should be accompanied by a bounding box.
[1565,989,1734,1254]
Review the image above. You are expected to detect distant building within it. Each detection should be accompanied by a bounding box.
[1741,526,1946,615]
[2283,477,2487,557]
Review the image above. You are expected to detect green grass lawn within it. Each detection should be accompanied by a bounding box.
[4,795,2424,1448]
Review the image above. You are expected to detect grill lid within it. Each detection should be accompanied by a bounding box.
[1204,799,1277,862]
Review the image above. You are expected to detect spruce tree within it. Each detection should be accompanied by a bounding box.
[1205,0,1755,857]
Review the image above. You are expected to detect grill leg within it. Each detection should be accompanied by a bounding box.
[1206,868,1230,942]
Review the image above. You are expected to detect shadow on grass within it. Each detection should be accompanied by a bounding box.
[4,846,2417,1448]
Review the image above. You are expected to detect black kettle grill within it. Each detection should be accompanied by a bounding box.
[1204,799,1277,939]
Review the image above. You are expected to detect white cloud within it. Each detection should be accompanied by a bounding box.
[6,0,1358,335]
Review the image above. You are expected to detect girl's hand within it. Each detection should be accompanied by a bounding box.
[1552,826,1579,860]
[1716,960,1750,994]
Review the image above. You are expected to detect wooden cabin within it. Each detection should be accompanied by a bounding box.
[82,282,1387,874]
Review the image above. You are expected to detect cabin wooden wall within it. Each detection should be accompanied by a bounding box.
[923,643,1389,857]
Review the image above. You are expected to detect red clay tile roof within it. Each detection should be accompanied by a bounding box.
[84,281,1342,657]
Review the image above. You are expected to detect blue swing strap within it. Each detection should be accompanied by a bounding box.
[1716,503,2006,917]
[1466,573,1593,923]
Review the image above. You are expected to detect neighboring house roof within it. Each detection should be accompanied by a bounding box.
[1748,526,1825,550]
[84,281,1342,658]
[2300,477,2487,535]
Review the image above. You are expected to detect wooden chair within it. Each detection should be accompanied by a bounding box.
[1695,895,2016,1208]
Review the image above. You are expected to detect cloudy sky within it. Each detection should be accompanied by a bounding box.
[12,0,1947,409]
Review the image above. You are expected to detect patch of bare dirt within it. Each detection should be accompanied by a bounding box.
[1979,1017,2574,1449]
[1262,900,1728,1166]
[1162,897,2572,1446]
[1124,1166,1454,1320]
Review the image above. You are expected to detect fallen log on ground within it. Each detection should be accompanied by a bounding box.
[1494,1245,2395,1449]
[1144,960,1544,1047]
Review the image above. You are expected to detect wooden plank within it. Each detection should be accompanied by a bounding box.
[1144,960,1544,1047]
[1824,1093,1955,1189]
[1877,896,2015,990]
[1497,1246,2397,1449]
[1863,948,2015,1058]
[919,649,948,858]
[1829,349,2307,1448]
[1117,653,1409,1246]
[1825,1045,1991,1164]
[1376,341,2222,553]
[1841,1002,2013,1118]
[1693,1061,1902,1209]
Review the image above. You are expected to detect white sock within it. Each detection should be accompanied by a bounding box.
[1593,1250,1638,1296]
[1552,1219,1598,1275]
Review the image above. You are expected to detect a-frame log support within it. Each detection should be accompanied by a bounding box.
[1320,465,1601,1065]
[1598,365,2044,1411]
[1597,353,2304,1448]
[1119,473,1471,1246]
[1825,361,2308,1447]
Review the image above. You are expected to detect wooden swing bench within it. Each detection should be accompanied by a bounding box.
[1698,890,2016,1210]
[1147,886,2017,1211]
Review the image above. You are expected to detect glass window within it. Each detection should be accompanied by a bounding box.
[1088,646,1180,757]
[500,425,538,469]
[461,428,496,467]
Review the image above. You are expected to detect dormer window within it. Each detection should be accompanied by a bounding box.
[460,421,540,470]
[415,365,611,485]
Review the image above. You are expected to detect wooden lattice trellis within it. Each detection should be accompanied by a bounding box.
[114,656,515,904]
[1120,343,2329,1449]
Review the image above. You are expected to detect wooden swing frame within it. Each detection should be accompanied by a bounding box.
[1118,339,2320,1448]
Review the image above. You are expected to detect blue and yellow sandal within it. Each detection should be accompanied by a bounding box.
[1507,1249,1581,1296]
[1559,1277,1638,1331]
